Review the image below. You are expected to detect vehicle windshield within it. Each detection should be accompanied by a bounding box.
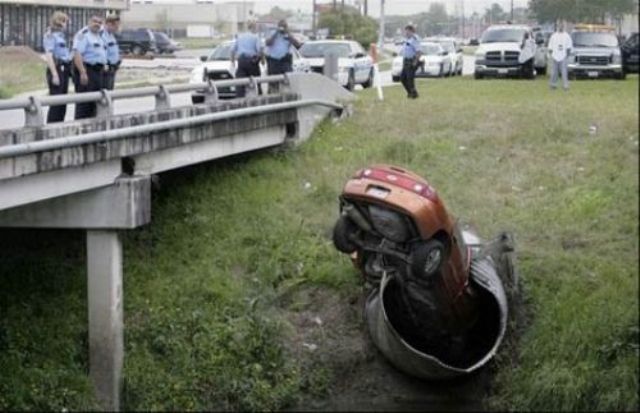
[481,28,526,43]
[571,32,619,47]
[420,44,441,55]
[155,32,169,42]
[299,42,351,58]
[433,40,455,52]
[208,44,233,61]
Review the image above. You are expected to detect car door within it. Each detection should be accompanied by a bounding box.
[351,42,369,82]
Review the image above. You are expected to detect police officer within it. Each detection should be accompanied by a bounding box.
[43,11,71,123]
[400,24,422,99]
[72,14,107,119]
[102,13,121,91]
[265,20,301,85]
[231,21,262,97]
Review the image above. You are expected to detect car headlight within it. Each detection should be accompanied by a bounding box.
[189,69,203,84]
[613,53,622,64]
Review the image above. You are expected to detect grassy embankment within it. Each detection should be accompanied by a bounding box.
[0,47,46,98]
[0,76,638,411]
[175,37,219,50]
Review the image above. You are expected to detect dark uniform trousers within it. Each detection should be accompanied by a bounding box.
[267,55,293,93]
[235,55,261,97]
[104,62,120,91]
[73,63,105,119]
[46,61,71,123]
[401,58,418,98]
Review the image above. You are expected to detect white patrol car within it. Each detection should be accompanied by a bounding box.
[391,42,453,81]
[189,40,310,103]
[298,40,375,90]
[426,37,463,76]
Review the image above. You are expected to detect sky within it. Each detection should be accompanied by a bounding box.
[213,0,530,17]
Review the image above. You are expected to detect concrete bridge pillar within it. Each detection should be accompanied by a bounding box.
[87,230,123,411]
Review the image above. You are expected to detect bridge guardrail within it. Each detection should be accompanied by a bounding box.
[0,74,290,127]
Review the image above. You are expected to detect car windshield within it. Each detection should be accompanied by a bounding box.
[481,28,526,43]
[433,41,455,52]
[208,44,233,61]
[299,42,351,58]
[420,44,441,55]
[571,32,619,47]
[155,33,168,42]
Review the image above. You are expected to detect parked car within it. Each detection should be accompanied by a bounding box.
[427,37,463,75]
[391,42,453,81]
[531,27,549,75]
[568,25,625,79]
[189,41,310,103]
[116,28,157,56]
[473,25,538,79]
[153,31,182,54]
[621,32,639,74]
[298,40,374,90]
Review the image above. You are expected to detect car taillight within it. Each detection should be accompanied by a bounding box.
[356,168,438,202]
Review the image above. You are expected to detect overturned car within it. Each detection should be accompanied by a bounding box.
[332,165,516,379]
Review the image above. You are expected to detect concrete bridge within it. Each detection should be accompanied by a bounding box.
[0,73,352,410]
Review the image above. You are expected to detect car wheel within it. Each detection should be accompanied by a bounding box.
[392,75,400,82]
[333,215,358,254]
[474,72,483,80]
[362,68,374,88]
[410,239,446,278]
[345,70,355,91]
[616,71,627,80]
[191,95,205,104]
[132,45,143,56]
[438,64,444,77]
[537,66,547,75]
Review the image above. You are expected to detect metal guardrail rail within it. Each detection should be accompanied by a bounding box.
[0,99,342,160]
[0,74,291,127]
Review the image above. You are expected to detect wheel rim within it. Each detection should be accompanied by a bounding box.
[423,249,442,274]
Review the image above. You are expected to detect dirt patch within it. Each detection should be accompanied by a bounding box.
[280,285,494,411]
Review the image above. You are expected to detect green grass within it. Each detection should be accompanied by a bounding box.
[174,38,220,50]
[0,76,638,411]
[0,47,46,98]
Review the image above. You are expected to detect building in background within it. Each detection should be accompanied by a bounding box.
[123,0,255,38]
[0,0,129,50]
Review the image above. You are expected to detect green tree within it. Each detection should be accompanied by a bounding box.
[425,2,449,35]
[529,0,636,23]
[484,3,507,24]
[264,6,293,21]
[318,8,378,46]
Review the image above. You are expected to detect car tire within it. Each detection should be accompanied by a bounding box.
[474,72,483,80]
[333,215,358,254]
[132,45,143,56]
[410,239,446,279]
[392,75,400,82]
[362,68,374,88]
[616,71,627,80]
[537,66,547,75]
[345,70,355,91]
[191,95,205,104]
[438,64,444,77]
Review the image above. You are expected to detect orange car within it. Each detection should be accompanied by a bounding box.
[333,164,479,338]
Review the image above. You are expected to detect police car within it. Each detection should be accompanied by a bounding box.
[391,42,454,81]
[190,40,310,103]
[298,40,375,90]
[426,37,463,76]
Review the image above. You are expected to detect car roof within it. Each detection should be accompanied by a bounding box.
[420,42,443,48]
[486,24,530,31]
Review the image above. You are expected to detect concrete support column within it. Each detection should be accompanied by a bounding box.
[87,230,124,411]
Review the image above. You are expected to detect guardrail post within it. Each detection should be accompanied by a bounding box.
[96,90,114,120]
[246,77,258,98]
[24,96,44,128]
[155,85,171,110]
[204,79,219,104]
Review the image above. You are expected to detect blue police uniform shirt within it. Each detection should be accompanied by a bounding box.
[232,32,261,58]
[43,30,71,63]
[267,30,291,59]
[402,34,421,59]
[72,27,107,65]
[101,29,120,65]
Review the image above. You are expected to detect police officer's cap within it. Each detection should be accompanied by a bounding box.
[105,12,120,23]
[405,24,415,32]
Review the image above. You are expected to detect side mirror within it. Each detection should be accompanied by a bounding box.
[200,55,208,62]
[441,51,449,56]
[392,52,398,57]
[354,52,365,58]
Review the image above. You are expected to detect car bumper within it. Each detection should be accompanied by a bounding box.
[475,64,522,77]
[191,87,236,101]
[567,64,623,77]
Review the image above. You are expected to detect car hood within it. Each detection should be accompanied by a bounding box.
[194,61,233,73]
[477,42,522,53]
[304,57,354,68]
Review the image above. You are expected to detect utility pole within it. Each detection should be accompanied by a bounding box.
[333,0,337,11]
[364,0,368,16]
[510,0,514,22]
[312,0,316,38]
[378,0,385,48]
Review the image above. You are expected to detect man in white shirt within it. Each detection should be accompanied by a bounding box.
[548,21,573,90]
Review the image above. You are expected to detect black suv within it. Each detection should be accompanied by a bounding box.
[622,32,639,74]
[116,29,157,56]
